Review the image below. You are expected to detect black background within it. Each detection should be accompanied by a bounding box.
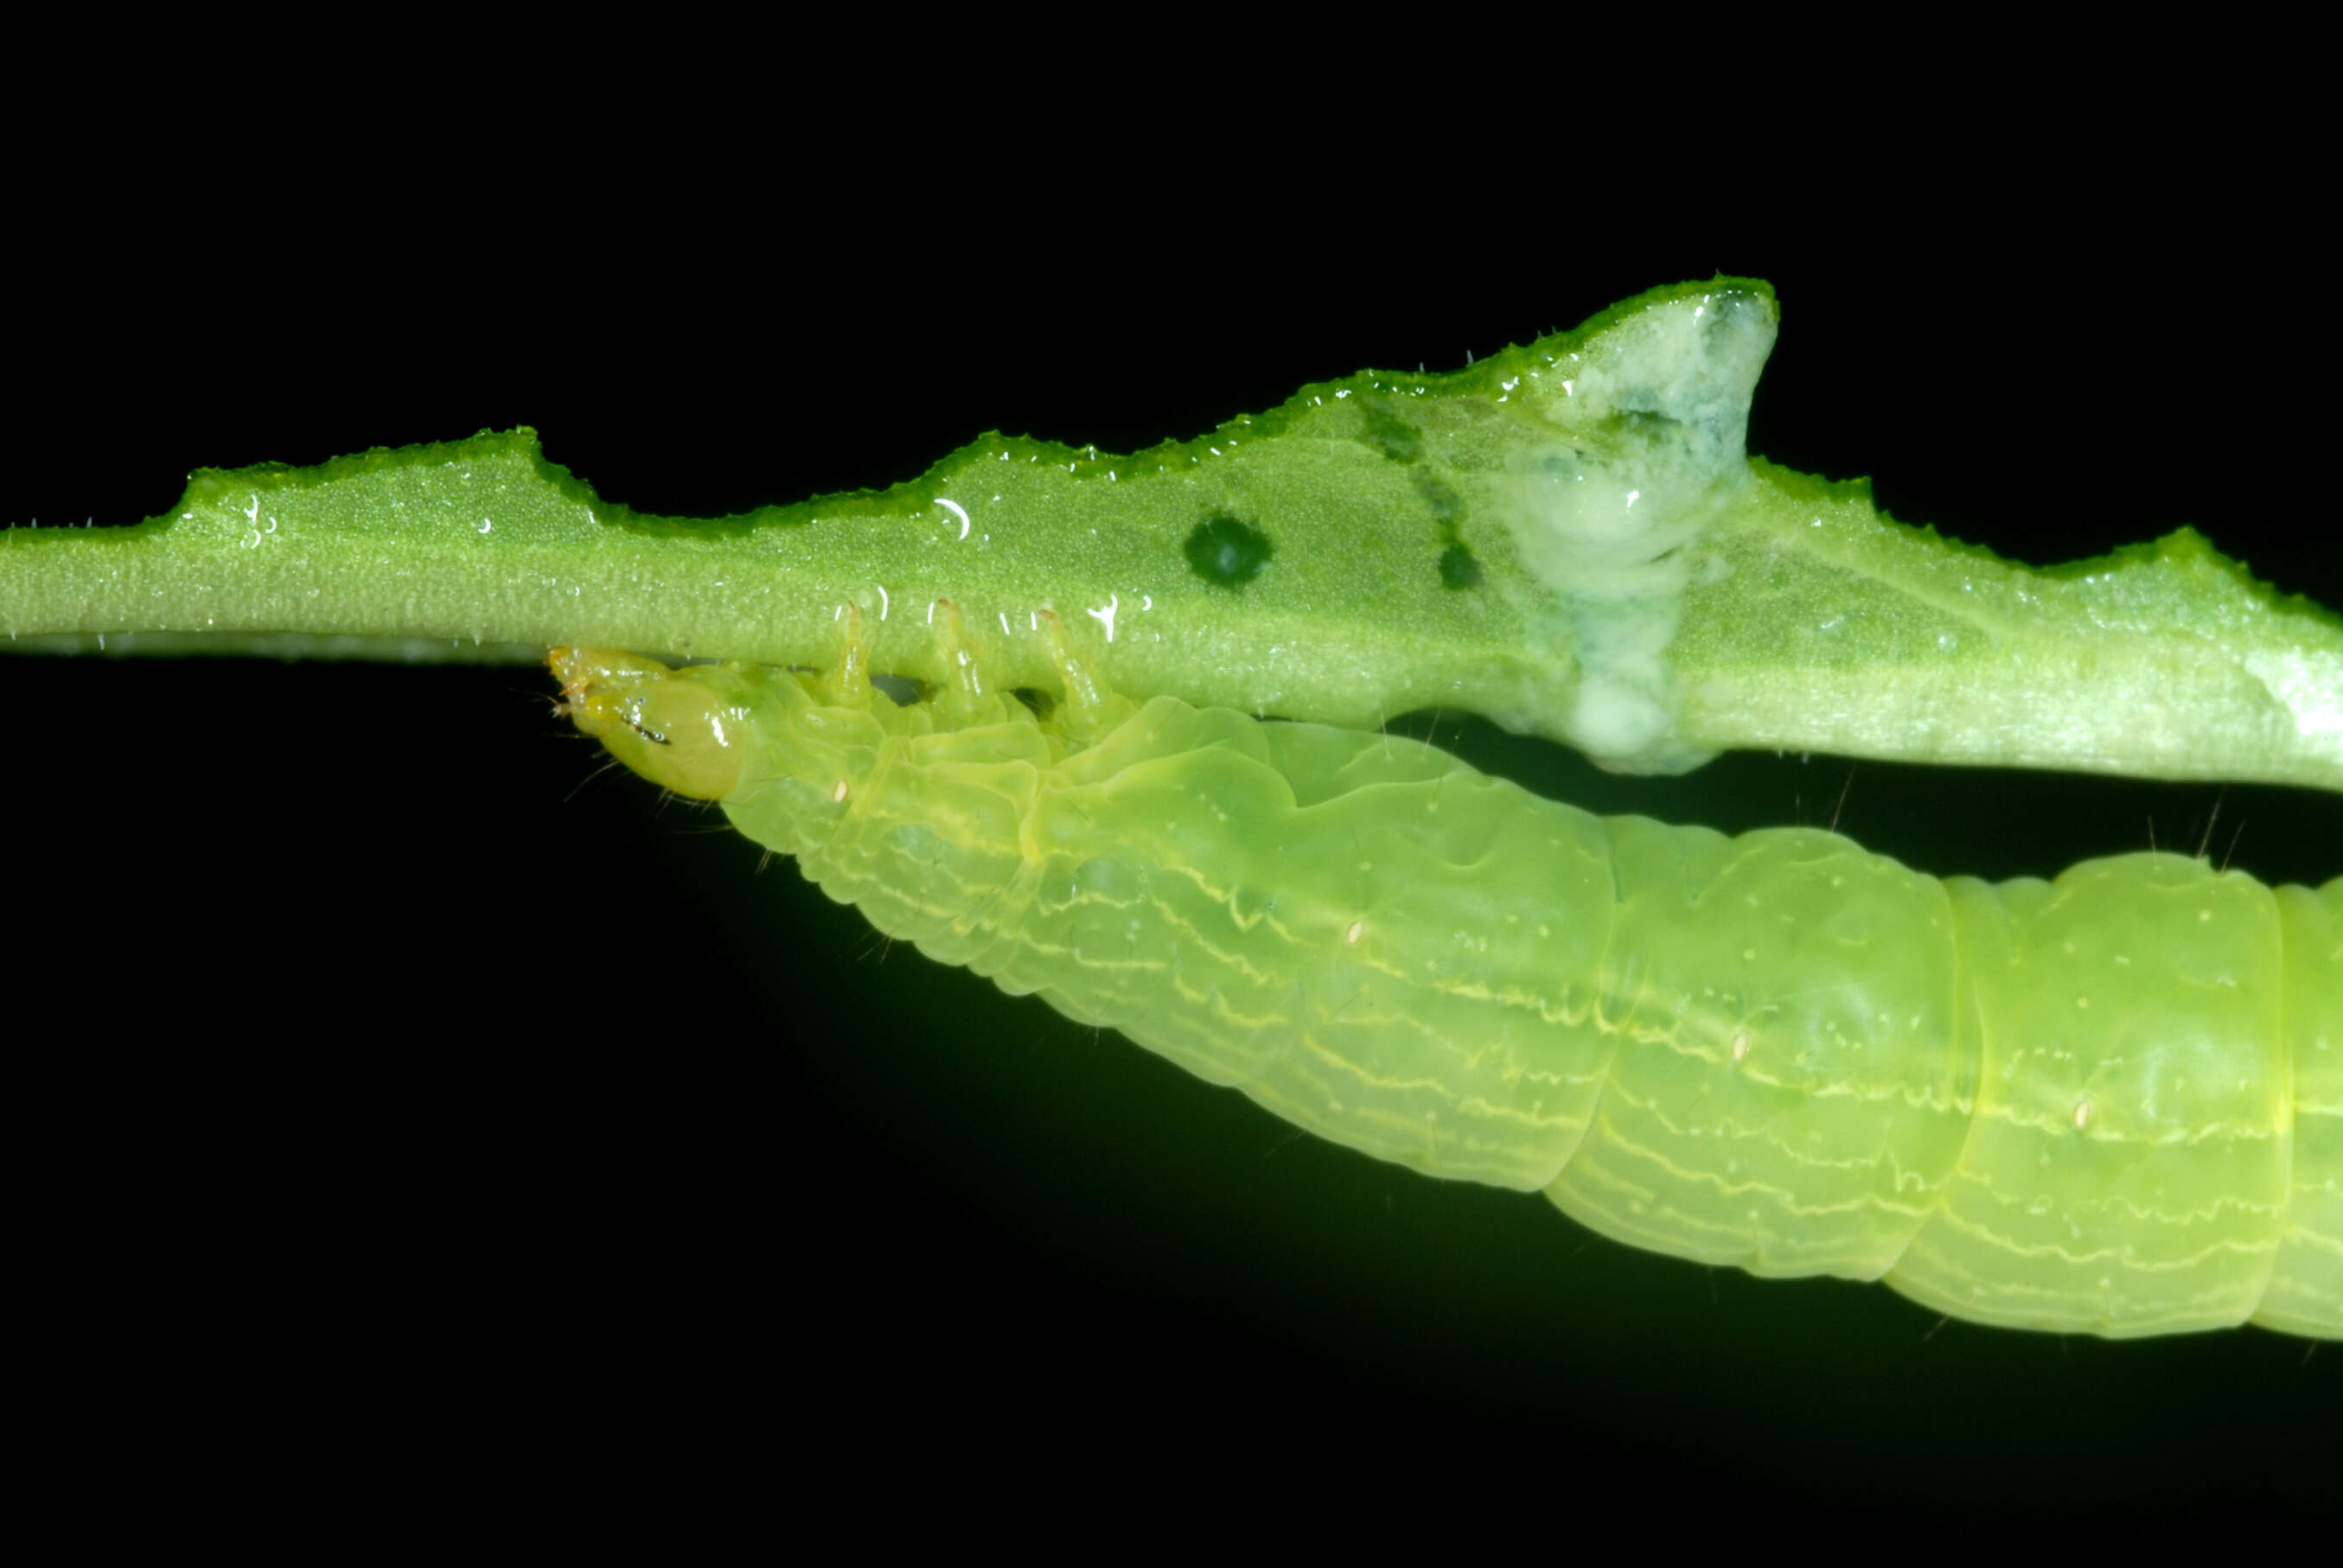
[9,75,2339,1533]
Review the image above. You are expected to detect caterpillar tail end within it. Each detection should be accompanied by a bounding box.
[548,646,747,802]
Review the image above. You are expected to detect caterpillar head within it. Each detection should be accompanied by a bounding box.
[550,648,881,847]
[550,647,756,801]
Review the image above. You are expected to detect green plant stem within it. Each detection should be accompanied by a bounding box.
[7,281,2340,792]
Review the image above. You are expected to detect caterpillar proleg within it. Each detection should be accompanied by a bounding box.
[554,615,2341,1341]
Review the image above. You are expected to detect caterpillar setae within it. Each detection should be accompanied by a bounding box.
[553,608,2340,1342]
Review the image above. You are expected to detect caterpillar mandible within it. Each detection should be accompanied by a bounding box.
[553,609,2340,1342]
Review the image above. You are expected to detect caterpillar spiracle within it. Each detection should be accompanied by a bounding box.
[552,612,2341,1342]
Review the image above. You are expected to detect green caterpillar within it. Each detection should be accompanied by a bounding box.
[554,613,2341,1341]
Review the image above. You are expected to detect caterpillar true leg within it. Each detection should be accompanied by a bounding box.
[814,602,872,711]
[1036,607,1136,745]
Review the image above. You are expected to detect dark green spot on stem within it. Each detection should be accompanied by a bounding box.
[1357,397,1422,463]
[1410,469,1461,520]
[1408,468,1476,589]
[1183,514,1274,587]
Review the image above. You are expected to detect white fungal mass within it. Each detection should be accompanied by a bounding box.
[1492,288,1776,772]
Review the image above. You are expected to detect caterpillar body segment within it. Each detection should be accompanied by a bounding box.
[552,631,2342,1341]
